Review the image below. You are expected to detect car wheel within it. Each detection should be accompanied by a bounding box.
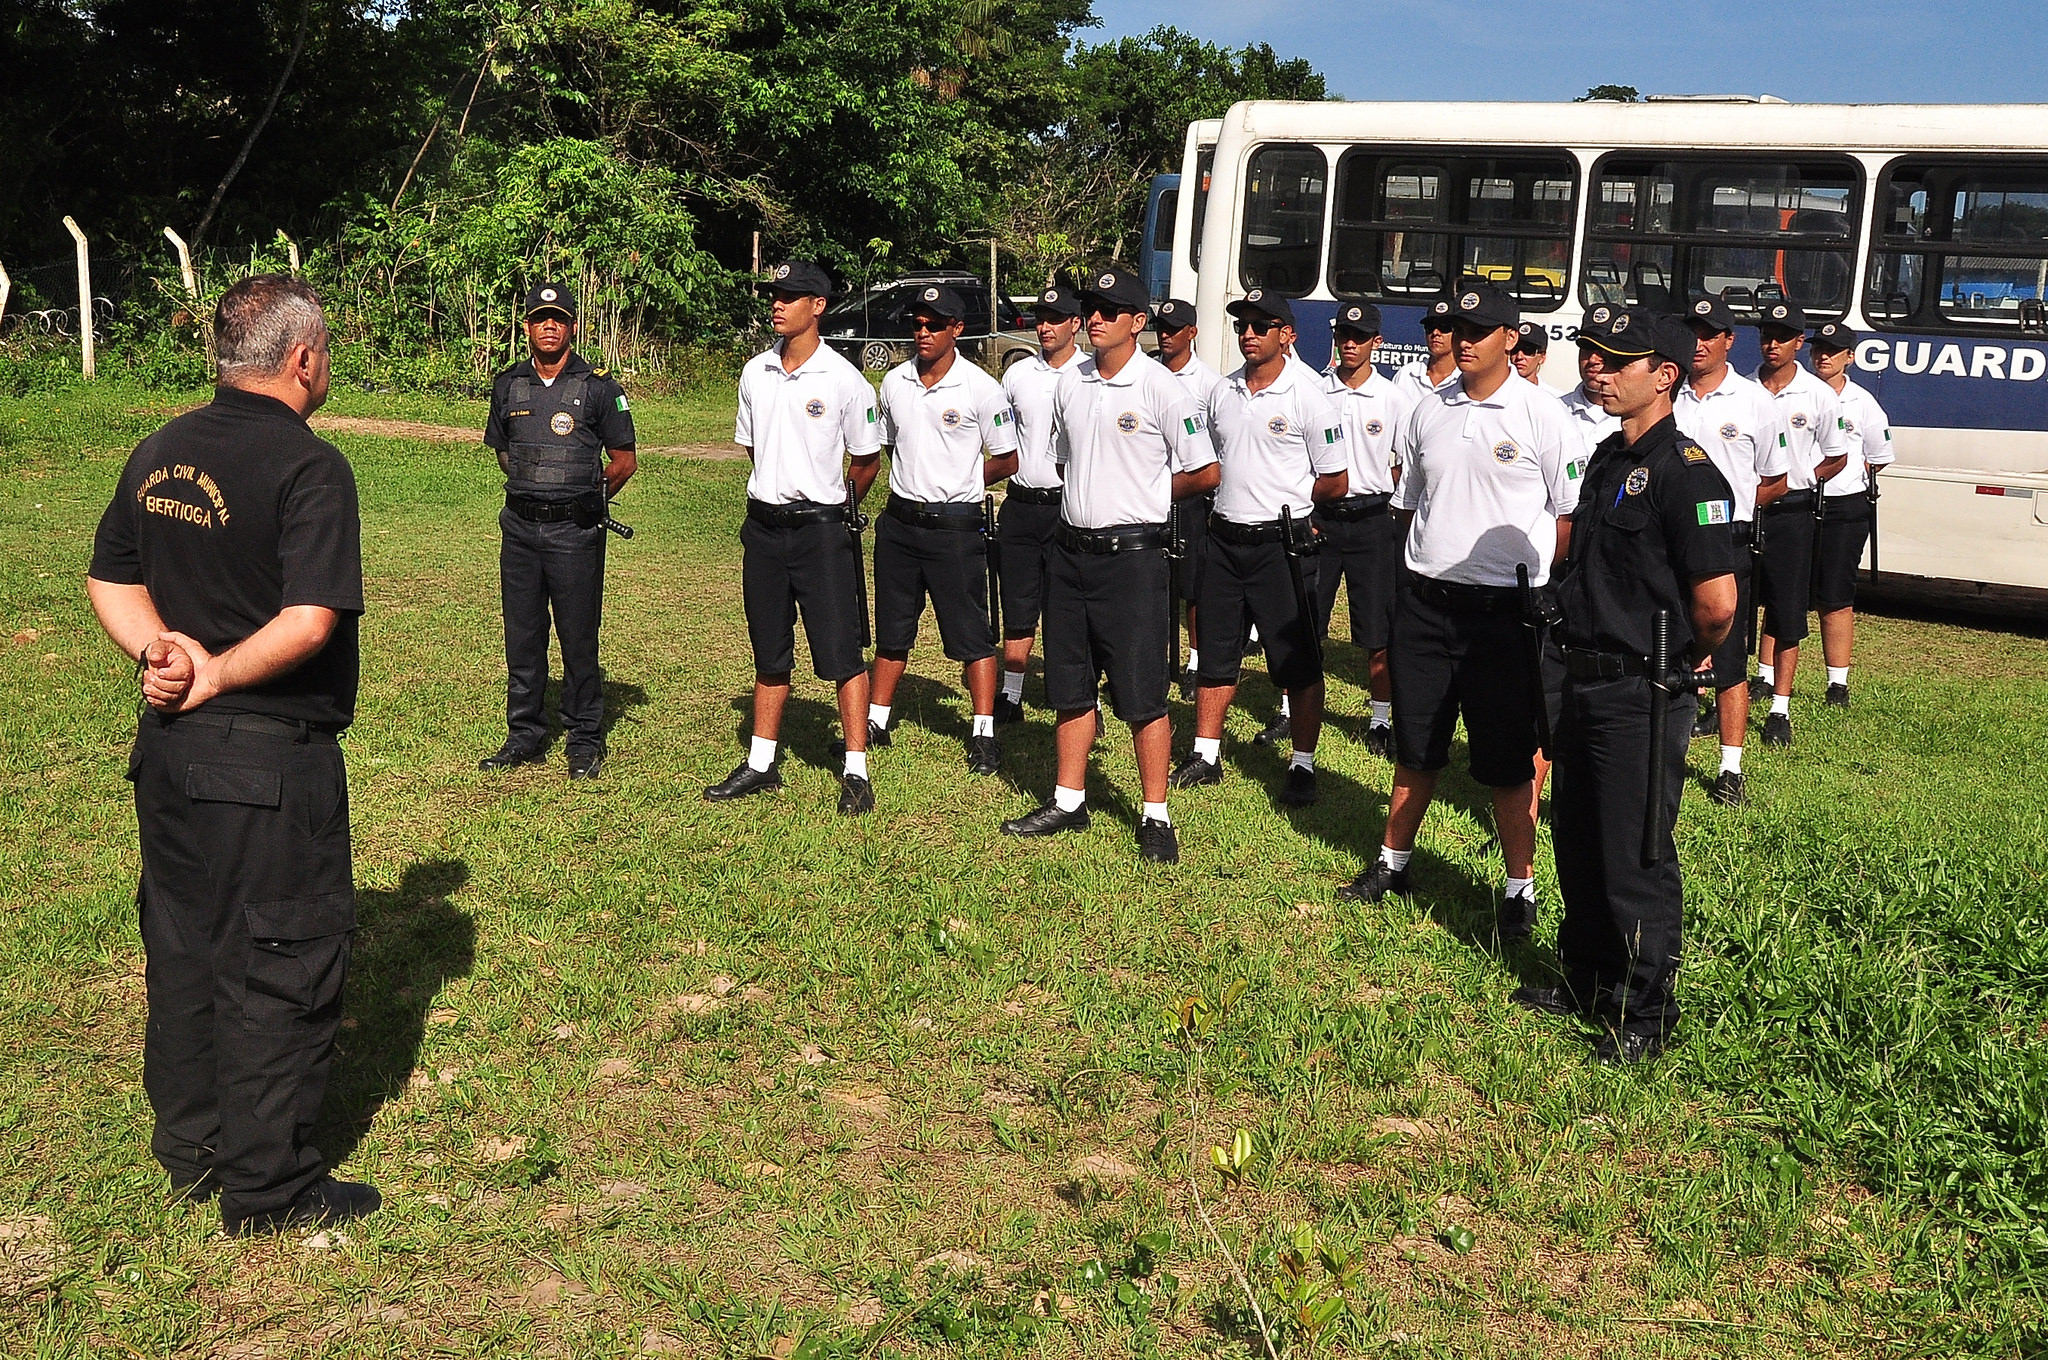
[860,342,894,372]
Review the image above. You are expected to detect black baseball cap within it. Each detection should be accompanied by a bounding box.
[1226,288,1295,328]
[1332,301,1382,335]
[1684,294,1736,333]
[1580,305,1694,377]
[1811,320,1859,351]
[1578,302,1623,347]
[1030,283,1085,319]
[1514,321,1549,354]
[1422,298,1456,332]
[524,282,576,321]
[1079,265,1150,314]
[1154,298,1198,330]
[1755,299,1809,334]
[757,260,835,298]
[1444,281,1519,331]
[902,283,966,322]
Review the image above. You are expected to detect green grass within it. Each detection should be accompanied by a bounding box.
[2,375,2046,1357]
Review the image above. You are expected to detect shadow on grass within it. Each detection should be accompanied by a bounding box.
[319,858,475,1166]
[533,678,648,747]
[726,692,844,773]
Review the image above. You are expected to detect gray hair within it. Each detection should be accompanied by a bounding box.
[215,275,326,379]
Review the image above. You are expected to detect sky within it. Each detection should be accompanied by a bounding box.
[1087,0,2048,105]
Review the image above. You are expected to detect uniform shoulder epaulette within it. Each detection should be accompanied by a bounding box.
[1677,440,1709,464]
[592,365,611,378]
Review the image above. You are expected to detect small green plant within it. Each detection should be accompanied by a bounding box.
[1210,1127,1257,1188]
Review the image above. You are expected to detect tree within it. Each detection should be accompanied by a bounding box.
[1578,84,1642,103]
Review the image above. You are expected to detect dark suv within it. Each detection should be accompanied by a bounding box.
[822,271,1038,374]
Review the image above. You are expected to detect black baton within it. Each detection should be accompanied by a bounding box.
[1810,485,1829,596]
[1279,506,1324,675]
[1867,476,1881,580]
[1516,564,1553,760]
[1168,499,1185,674]
[600,499,634,539]
[1643,608,1672,867]
[1748,514,1766,664]
[984,492,1002,650]
[845,474,871,652]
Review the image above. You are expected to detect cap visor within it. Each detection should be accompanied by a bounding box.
[525,306,574,322]
[1583,338,1654,363]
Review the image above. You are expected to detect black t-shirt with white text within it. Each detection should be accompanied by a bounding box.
[89,386,364,729]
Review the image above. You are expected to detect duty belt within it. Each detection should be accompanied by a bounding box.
[1005,481,1063,505]
[147,708,342,744]
[1207,513,1315,549]
[1055,521,1171,554]
[1316,493,1392,522]
[1764,490,1817,513]
[1559,645,1650,680]
[885,494,985,530]
[1409,575,1522,616]
[507,495,583,523]
[747,498,846,528]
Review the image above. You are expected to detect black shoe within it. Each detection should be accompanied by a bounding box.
[994,695,1026,725]
[1497,889,1537,941]
[1691,699,1718,739]
[1592,1029,1668,1065]
[478,742,544,771]
[224,1176,381,1237]
[1710,770,1746,807]
[1278,765,1317,807]
[1510,985,1585,1017]
[1178,667,1197,702]
[1762,712,1792,747]
[1748,675,1772,702]
[967,733,1001,776]
[1363,724,1397,762]
[1001,801,1090,837]
[1825,682,1850,709]
[837,773,875,815]
[1168,753,1222,788]
[1137,816,1180,863]
[1336,860,1409,903]
[704,760,783,802]
[1251,714,1291,747]
[568,747,604,779]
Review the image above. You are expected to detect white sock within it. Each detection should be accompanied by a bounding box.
[971,713,994,737]
[843,749,868,779]
[1053,784,1086,812]
[1141,800,1171,825]
[748,736,778,772]
[1756,662,1774,687]
[1379,846,1412,872]
[1370,700,1391,726]
[1720,744,1742,775]
[1280,694,1292,718]
[1289,750,1314,771]
[1771,694,1791,717]
[1504,875,1534,900]
[868,703,891,729]
[1827,666,1849,686]
[1001,670,1024,702]
[1186,647,1199,671]
[1193,736,1221,763]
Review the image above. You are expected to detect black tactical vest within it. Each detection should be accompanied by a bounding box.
[501,368,604,499]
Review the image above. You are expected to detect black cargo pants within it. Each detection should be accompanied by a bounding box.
[501,506,606,755]
[129,711,354,1222]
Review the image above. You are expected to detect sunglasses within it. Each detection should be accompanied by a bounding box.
[910,317,954,333]
[1087,303,1139,320]
[1331,327,1379,343]
[1234,317,1283,336]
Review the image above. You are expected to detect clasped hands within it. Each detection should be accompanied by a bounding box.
[140,633,220,712]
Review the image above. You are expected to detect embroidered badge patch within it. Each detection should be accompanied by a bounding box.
[1696,499,1730,524]
[1366,419,1383,437]
[1493,441,1519,464]
[1268,416,1289,436]
[942,409,962,427]
[805,398,826,419]
[1791,412,1809,429]
[1719,422,1739,440]
[550,411,575,436]
[1118,411,1140,433]
[1624,466,1650,496]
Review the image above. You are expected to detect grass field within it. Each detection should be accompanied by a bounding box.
[2,376,2045,1358]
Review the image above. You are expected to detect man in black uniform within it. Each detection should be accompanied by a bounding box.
[86,275,380,1233]
[1520,307,1739,1063]
[479,283,637,778]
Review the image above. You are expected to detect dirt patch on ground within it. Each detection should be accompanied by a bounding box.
[306,414,742,461]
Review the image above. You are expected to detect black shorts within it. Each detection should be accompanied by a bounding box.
[996,494,1060,640]
[1813,498,1872,613]
[873,508,995,663]
[1756,500,1817,646]
[1042,542,1172,723]
[1313,509,1397,651]
[1172,494,1211,605]
[1390,579,1541,787]
[740,516,866,682]
[1193,534,1323,690]
[1708,537,1755,692]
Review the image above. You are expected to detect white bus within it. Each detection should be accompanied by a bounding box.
[1191,100,2048,595]
[1166,119,1222,306]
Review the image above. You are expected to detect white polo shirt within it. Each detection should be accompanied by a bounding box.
[1002,349,1082,490]
[1052,349,1214,529]
[877,355,1018,505]
[1556,384,1621,468]
[1827,378,1894,498]
[1674,368,1788,523]
[1322,366,1414,497]
[1165,352,1226,411]
[1393,370,1582,587]
[734,340,880,505]
[1208,355,1348,523]
[1395,356,1457,407]
[1751,363,1845,492]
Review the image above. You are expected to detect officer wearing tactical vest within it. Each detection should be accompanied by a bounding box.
[480,283,637,778]
[1517,306,1739,1064]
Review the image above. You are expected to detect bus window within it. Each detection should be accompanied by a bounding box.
[1329,150,1575,310]
[1191,148,1215,268]
[1153,189,1179,251]
[1239,144,1328,297]
[1866,159,2048,333]
[1585,155,1860,317]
